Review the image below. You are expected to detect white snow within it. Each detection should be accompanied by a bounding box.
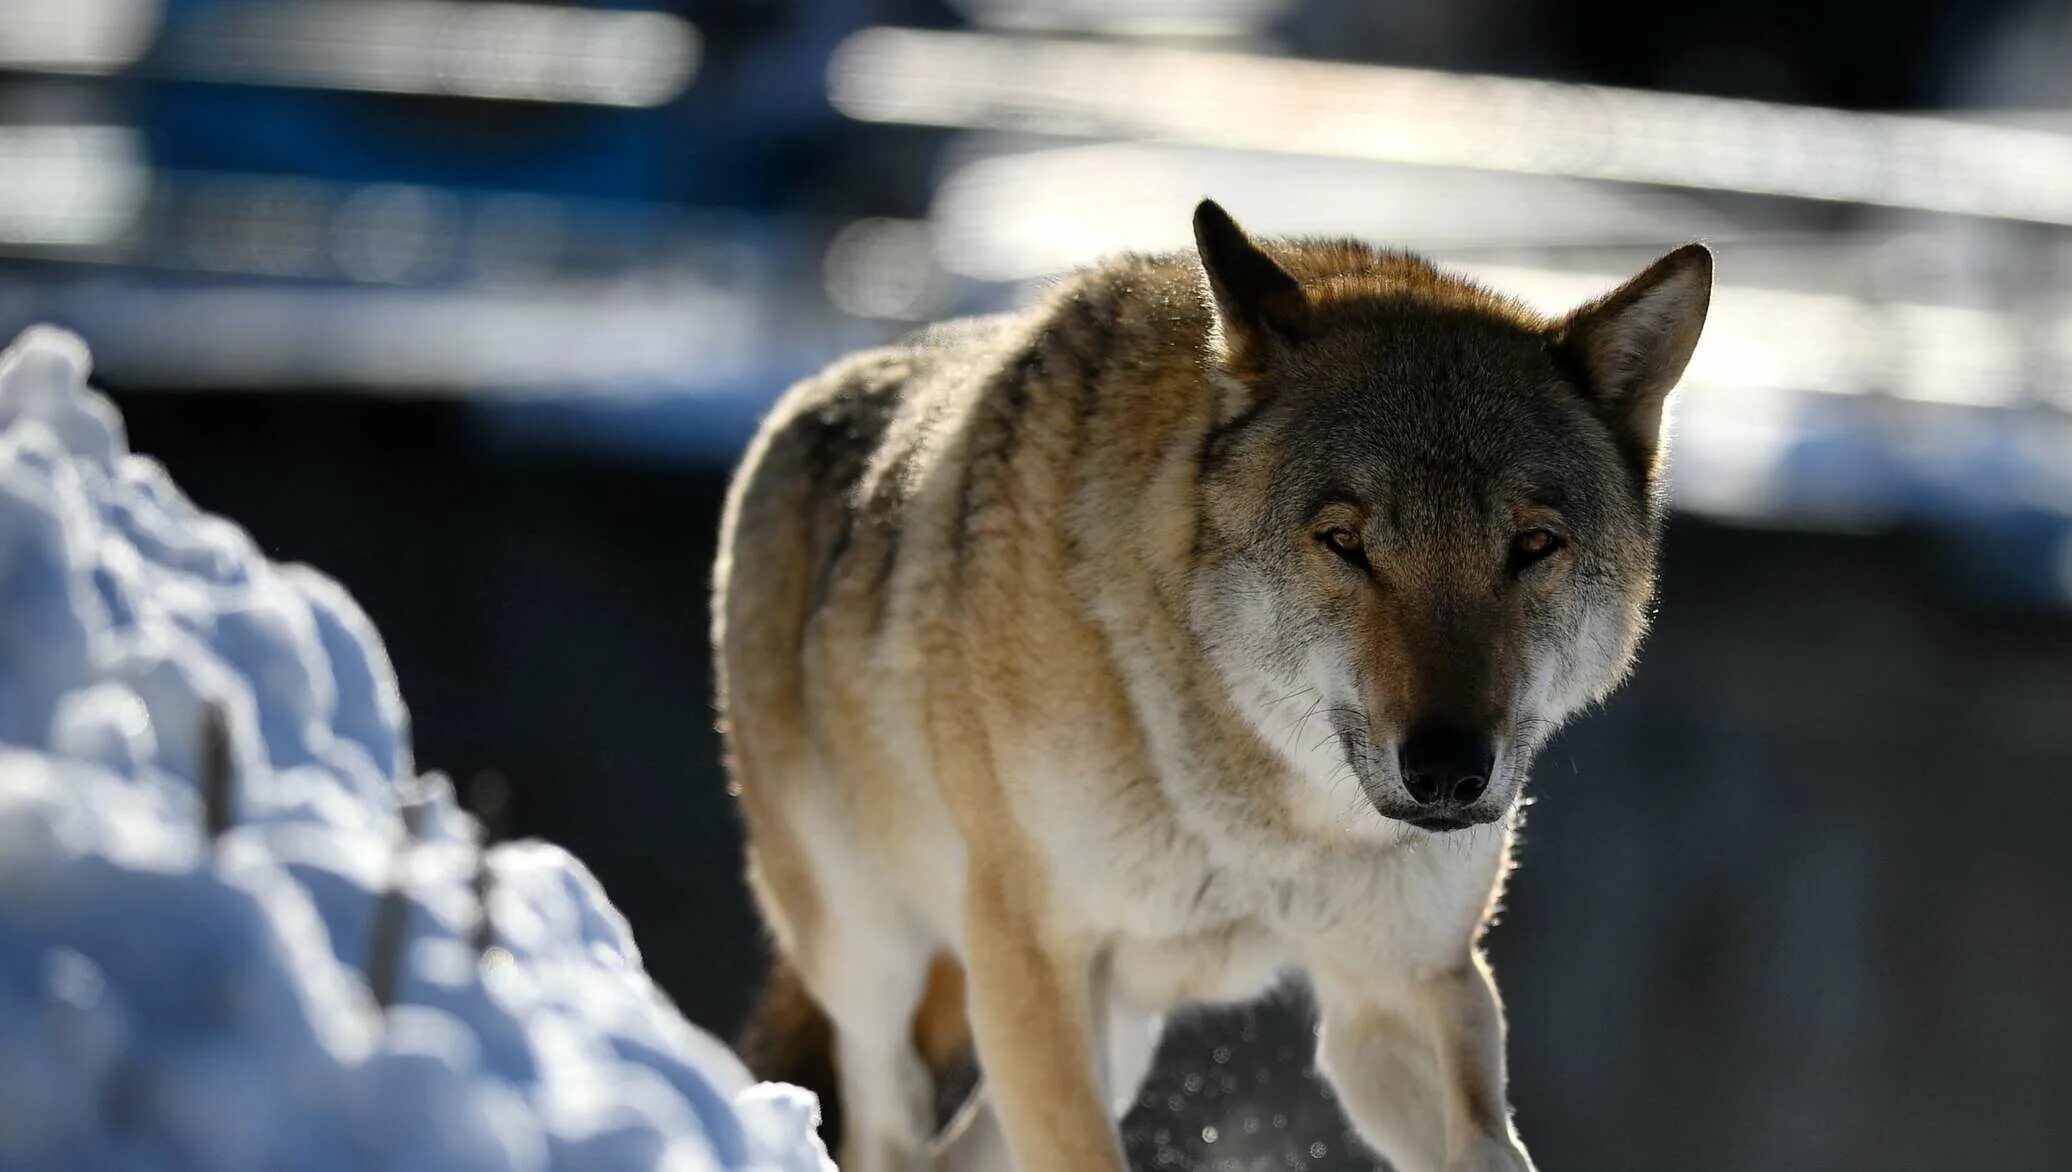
[0,325,831,1172]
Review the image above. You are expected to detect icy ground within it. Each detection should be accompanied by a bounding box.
[0,326,832,1172]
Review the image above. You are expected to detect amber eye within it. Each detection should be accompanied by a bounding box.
[1509,527,1566,574]
[1318,525,1367,566]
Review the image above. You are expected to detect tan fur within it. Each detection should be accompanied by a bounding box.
[715,203,1711,1172]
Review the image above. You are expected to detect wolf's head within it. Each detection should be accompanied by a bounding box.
[1186,200,1710,837]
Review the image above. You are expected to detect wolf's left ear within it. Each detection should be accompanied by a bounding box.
[1194,199,1311,361]
[1555,243,1712,470]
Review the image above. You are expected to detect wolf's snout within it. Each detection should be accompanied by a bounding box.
[1397,724,1494,813]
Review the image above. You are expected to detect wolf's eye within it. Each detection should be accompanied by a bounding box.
[1317,525,1367,566]
[1509,528,1566,574]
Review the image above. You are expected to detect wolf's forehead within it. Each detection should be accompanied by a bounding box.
[1284,376,1574,476]
[1304,298,1553,372]
[1259,315,1631,518]
[1272,392,1612,521]
[1285,317,1565,421]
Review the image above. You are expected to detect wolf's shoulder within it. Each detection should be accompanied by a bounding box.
[891,310,1024,356]
[736,253,1209,521]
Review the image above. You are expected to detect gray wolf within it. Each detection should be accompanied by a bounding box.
[714,199,1711,1172]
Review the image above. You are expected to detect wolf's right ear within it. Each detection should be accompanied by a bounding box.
[1555,243,1712,472]
[1194,199,1310,361]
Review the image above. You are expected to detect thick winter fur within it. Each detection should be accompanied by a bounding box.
[715,201,1711,1172]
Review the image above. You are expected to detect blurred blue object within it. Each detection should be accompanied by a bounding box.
[0,0,2067,606]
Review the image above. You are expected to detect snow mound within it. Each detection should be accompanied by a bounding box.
[0,326,828,1172]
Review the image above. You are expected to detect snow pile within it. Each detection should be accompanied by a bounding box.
[0,326,829,1172]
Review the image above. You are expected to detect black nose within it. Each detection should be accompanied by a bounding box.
[1398,724,1495,807]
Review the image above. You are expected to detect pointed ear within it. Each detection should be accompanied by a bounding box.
[1555,243,1712,469]
[1194,199,1310,360]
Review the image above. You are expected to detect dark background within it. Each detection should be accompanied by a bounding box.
[9,0,2072,1168]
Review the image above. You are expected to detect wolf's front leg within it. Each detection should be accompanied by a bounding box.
[1313,954,1534,1172]
[962,870,1129,1172]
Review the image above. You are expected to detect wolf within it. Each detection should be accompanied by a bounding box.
[713,199,1711,1172]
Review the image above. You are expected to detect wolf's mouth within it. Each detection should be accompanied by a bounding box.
[1406,814,1474,833]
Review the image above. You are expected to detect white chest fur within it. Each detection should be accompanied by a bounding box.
[1030,762,1512,1012]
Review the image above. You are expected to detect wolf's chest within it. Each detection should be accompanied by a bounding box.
[1076,839,1414,1011]
[1043,784,1507,994]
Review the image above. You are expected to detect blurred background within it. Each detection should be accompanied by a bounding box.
[4,0,2069,1166]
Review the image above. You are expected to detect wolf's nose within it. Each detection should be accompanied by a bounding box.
[1398,724,1494,806]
